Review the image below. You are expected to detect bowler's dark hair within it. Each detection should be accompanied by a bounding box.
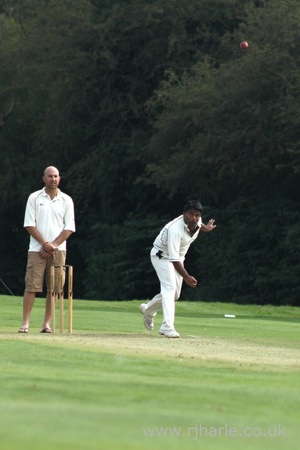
[183,199,203,213]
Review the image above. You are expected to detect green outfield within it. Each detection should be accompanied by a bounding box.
[0,296,299,450]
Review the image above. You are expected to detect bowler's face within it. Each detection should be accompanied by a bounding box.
[183,209,202,231]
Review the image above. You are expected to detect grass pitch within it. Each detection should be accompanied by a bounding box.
[0,296,299,450]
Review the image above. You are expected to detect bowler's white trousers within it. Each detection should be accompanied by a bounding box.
[145,251,183,331]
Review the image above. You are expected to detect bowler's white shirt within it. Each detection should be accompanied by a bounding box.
[24,188,75,251]
[152,215,202,262]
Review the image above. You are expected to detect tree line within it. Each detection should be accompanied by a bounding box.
[0,0,299,305]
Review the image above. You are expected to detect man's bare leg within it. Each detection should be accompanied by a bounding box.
[41,292,55,332]
[19,291,35,332]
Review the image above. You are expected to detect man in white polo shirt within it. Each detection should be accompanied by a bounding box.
[140,200,216,338]
[18,166,75,333]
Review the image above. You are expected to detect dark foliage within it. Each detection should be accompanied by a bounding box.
[0,0,299,305]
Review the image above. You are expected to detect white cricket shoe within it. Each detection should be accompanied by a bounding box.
[140,303,154,331]
[159,328,180,338]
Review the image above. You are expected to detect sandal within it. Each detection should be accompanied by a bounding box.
[18,327,29,333]
[40,327,52,333]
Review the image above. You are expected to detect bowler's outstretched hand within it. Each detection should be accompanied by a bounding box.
[201,219,217,232]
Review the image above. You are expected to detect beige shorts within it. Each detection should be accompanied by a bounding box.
[25,250,66,293]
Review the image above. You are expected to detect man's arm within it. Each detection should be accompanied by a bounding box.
[25,226,48,247]
[201,219,216,232]
[52,230,73,248]
[26,226,74,258]
[172,261,197,287]
[41,230,74,257]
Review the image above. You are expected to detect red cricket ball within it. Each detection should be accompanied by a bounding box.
[240,41,249,49]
